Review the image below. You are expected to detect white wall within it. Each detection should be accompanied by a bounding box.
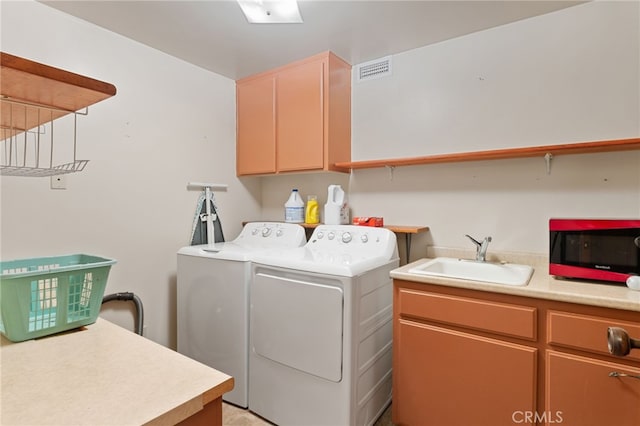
[0,0,260,348]
[2,1,639,349]
[261,0,640,260]
[353,0,639,159]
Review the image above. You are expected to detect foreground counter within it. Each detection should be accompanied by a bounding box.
[0,318,234,426]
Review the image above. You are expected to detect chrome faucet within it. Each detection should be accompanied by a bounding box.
[465,234,492,262]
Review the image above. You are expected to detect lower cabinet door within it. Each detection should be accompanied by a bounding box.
[394,320,537,426]
[546,351,640,426]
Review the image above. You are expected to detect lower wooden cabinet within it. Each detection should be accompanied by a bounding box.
[396,320,536,425]
[176,397,223,426]
[393,279,640,426]
[546,351,640,426]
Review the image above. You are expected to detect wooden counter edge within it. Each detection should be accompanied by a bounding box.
[202,376,235,405]
[385,225,429,234]
[1,51,117,97]
[147,376,234,426]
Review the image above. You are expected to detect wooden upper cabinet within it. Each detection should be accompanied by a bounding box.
[276,59,324,172]
[236,75,276,175]
[235,51,351,176]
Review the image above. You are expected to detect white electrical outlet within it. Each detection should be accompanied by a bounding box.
[50,175,67,190]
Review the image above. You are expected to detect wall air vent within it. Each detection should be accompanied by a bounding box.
[356,56,392,82]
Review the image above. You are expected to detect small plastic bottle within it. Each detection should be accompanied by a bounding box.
[284,189,304,223]
[305,195,319,224]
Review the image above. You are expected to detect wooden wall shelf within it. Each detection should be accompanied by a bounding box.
[334,137,640,171]
[1,52,117,176]
[1,51,117,133]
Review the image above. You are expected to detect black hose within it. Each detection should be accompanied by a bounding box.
[101,292,144,336]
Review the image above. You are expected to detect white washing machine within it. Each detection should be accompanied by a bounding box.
[177,222,306,408]
[249,225,399,426]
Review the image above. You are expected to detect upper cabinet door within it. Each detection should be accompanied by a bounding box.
[236,75,276,176]
[276,59,324,172]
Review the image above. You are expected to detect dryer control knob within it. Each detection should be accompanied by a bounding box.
[342,232,352,243]
[361,234,369,243]
[262,227,272,237]
[252,228,259,235]
[276,229,283,237]
[328,232,335,240]
[316,231,324,239]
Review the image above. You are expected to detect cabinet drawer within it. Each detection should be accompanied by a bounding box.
[548,311,640,361]
[397,288,537,340]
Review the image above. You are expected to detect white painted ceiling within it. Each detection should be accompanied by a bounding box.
[40,0,585,80]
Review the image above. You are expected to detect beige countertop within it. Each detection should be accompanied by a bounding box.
[0,318,234,426]
[391,257,640,312]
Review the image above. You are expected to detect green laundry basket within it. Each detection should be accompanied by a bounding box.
[0,254,116,342]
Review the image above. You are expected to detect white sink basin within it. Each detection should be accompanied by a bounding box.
[408,257,534,286]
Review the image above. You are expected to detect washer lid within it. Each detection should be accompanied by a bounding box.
[177,222,307,261]
[177,242,256,261]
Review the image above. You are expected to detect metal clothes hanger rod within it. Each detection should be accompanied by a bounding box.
[187,182,228,191]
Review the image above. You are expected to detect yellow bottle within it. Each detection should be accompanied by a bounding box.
[305,195,319,224]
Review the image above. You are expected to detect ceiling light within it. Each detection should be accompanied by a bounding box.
[237,0,303,24]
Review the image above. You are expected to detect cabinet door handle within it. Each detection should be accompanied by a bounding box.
[609,371,640,380]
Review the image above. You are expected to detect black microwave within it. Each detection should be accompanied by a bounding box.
[549,219,640,283]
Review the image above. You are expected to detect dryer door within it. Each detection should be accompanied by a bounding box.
[251,269,344,382]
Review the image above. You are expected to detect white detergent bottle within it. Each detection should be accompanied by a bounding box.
[284,189,305,223]
[324,185,349,225]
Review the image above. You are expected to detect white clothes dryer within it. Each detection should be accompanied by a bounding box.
[249,225,399,426]
[177,222,306,408]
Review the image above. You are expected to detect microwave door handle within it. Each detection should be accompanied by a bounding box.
[550,232,562,260]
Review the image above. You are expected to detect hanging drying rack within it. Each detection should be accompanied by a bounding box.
[0,51,117,177]
[1,95,89,177]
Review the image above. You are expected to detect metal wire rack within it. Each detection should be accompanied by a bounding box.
[1,96,89,177]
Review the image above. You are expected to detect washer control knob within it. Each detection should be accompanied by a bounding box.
[276,229,283,237]
[342,232,352,243]
[252,228,259,235]
[316,231,324,239]
[361,234,369,243]
[262,227,272,237]
[328,232,336,240]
